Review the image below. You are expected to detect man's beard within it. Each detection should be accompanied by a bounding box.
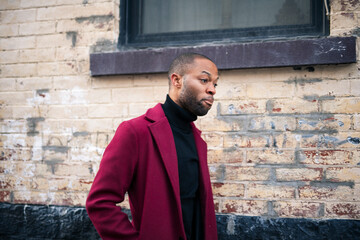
[178,80,211,116]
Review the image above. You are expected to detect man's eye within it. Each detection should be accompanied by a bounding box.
[201,79,208,83]
[214,83,218,88]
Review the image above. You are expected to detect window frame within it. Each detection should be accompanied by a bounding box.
[119,0,329,48]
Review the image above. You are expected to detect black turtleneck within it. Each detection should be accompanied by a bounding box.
[162,95,203,240]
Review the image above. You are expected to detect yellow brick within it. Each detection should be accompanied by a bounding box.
[219,100,267,115]
[296,79,351,97]
[301,150,357,165]
[331,12,358,30]
[221,199,267,215]
[326,167,360,183]
[331,0,360,12]
[247,82,295,99]
[273,201,322,218]
[13,190,49,205]
[54,163,92,177]
[322,97,360,114]
[226,166,271,181]
[249,116,297,131]
[247,183,295,199]
[299,186,355,201]
[266,98,318,114]
[212,183,245,197]
[214,82,246,101]
[207,148,245,164]
[325,202,360,219]
[276,168,322,181]
[203,133,223,148]
[246,149,295,165]
[351,80,360,96]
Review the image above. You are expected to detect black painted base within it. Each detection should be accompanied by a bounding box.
[0,202,359,240]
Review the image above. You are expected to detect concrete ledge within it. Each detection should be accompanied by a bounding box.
[90,37,357,76]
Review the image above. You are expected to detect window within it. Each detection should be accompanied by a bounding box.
[120,0,328,48]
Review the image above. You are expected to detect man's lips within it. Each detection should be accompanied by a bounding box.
[203,98,214,106]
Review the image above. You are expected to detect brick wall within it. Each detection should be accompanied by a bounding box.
[0,0,359,232]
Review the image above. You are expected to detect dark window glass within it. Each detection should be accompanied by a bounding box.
[120,0,328,47]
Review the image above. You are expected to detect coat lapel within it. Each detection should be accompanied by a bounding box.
[146,104,183,223]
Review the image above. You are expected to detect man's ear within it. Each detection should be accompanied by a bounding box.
[170,73,182,88]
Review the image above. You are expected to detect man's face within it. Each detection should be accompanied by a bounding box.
[178,58,219,116]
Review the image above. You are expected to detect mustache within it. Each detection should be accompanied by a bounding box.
[201,96,214,102]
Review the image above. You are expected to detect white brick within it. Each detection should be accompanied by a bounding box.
[0,50,19,64]
[0,0,21,10]
[16,77,52,91]
[0,78,16,91]
[20,0,57,8]
[0,36,36,50]
[1,64,37,77]
[19,22,56,35]
[19,48,56,63]
[1,9,36,23]
[88,104,128,118]
[0,24,19,37]
[112,87,155,103]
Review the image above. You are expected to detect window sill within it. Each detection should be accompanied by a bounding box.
[90,37,356,76]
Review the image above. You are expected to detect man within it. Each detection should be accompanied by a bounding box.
[86,53,219,240]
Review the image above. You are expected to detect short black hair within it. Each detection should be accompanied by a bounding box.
[167,53,214,82]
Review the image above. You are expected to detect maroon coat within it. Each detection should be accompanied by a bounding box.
[86,103,218,240]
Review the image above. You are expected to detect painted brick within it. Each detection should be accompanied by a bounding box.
[246,149,295,165]
[297,115,352,132]
[220,199,267,215]
[212,183,245,197]
[247,183,295,199]
[265,98,318,114]
[326,167,360,183]
[322,98,360,114]
[203,133,224,149]
[247,82,295,99]
[299,186,355,201]
[249,116,297,131]
[199,116,247,132]
[273,201,323,218]
[207,148,245,164]
[1,9,36,23]
[53,163,92,177]
[219,100,267,115]
[226,166,271,181]
[0,36,36,50]
[223,133,271,149]
[215,82,246,100]
[276,168,323,181]
[296,80,351,97]
[301,150,356,165]
[325,202,360,219]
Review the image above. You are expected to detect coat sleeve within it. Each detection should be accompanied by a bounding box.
[86,121,139,240]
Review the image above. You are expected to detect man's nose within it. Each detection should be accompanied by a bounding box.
[207,84,216,95]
